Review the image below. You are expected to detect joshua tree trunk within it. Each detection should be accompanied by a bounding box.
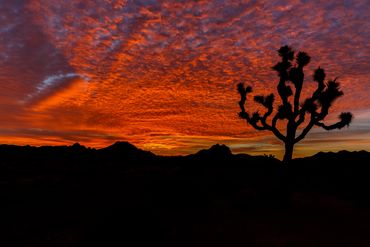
[283,141,294,163]
[283,120,296,163]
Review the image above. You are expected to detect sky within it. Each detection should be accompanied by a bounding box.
[0,0,369,159]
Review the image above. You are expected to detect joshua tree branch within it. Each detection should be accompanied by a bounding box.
[272,114,279,128]
[273,46,295,115]
[239,112,266,130]
[277,81,289,106]
[315,121,341,130]
[295,105,325,144]
[315,112,353,130]
[293,84,302,115]
[295,110,306,127]
[294,117,315,144]
[252,122,267,131]
[295,69,324,127]
[294,97,300,115]
[261,116,286,142]
[253,94,274,125]
[295,111,353,143]
[238,85,286,142]
[253,94,286,142]
[312,83,325,100]
[269,124,286,142]
[292,53,310,115]
[258,110,286,142]
[262,105,273,123]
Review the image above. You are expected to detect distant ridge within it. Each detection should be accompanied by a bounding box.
[0,141,369,162]
[296,149,370,161]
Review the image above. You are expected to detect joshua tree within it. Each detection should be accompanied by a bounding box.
[237,46,353,162]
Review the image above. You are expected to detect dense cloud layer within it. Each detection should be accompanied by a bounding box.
[0,0,369,158]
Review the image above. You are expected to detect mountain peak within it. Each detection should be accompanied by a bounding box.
[99,141,154,160]
[105,141,138,151]
[71,142,86,150]
[193,144,232,159]
[208,144,232,155]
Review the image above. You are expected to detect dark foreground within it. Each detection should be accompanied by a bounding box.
[1,142,370,247]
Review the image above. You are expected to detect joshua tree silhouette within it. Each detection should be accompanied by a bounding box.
[237,46,353,162]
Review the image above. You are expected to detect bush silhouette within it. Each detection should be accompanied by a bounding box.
[237,45,353,162]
